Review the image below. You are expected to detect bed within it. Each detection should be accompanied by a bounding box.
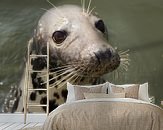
[43,98,163,130]
[41,82,163,130]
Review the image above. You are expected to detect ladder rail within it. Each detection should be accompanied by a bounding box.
[24,41,31,124]
[23,63,28,124]
[46,42,50,116]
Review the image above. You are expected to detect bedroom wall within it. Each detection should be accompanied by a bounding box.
[0,0,162,111]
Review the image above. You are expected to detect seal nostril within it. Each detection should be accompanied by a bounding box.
[93,52,101,65]
[93,48,113,65]
[106,48,112,59]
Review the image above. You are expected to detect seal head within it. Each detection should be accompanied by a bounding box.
[34,5,120,82]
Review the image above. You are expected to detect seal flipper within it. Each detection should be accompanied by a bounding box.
[2,85,22,113]
[1,38,33,113]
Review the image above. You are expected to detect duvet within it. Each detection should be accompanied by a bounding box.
[43,98,163,130]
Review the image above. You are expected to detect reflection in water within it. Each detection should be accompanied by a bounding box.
[0,0,163,112]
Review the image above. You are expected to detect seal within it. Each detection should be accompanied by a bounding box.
[2,2,129,113]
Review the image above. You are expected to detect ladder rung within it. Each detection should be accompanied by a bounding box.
[29,70,48,73]
[27,104,47,107]
[28,89,47,91]
[30,55,47,57]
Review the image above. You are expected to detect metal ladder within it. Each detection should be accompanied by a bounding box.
[23,40,50,124]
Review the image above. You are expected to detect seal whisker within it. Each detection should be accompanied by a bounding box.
[118,66,124,72]
[120,59,129,66]
[81,0,86,13]
[40,62,88,86]
[49,63,83,80]
[50,69,79,87]
[88,6,96,15]
[67,65,88,85]
[76,74,99,78]
[75,65,91,84]
[47,61,92,76]
[54,67,84,87]
[121,61,130,66]
[87,0,92,14]
[112,63,125,80]
[120,58,130,62]
[56,72,80,89]
[52,68,75,78]
[120,53,129,57]
[46,0,65,18]
[69,73,82,84]
[120,63,128,71]
[50,69,80,88]
[120,55,129,60]
[49,66,73,74]
[121,59,130,63]
[119,49,130,55]
[56,61,94,68]
[60,65,87,87]
[121,61,130,65]
[114,69,119,80]
[48,62,86,72]
[118,49,130,72]
[49,64,77,71]
[46,0,56,8]
[120,57,129,62]
[70,74,81,84]
[39,66,73,78]
[111,49,130,79]
[40,8,58,17]
[76,64,90,80]
[81,0,83,12]
[41,68,75,85]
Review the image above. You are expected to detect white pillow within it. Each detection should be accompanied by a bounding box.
[138,83,150,102]
[66,82,76,103]
[108,82,150,102]
[66,82,109,103]
[84,93,126,99]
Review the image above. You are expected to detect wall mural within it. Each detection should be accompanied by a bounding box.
[2,1,129,113]
[0,0,163,113]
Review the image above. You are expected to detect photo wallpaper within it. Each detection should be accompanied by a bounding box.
[0,0,163,112]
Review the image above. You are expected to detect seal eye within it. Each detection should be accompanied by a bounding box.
[95,20,105,33]
[52,30,68,44]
